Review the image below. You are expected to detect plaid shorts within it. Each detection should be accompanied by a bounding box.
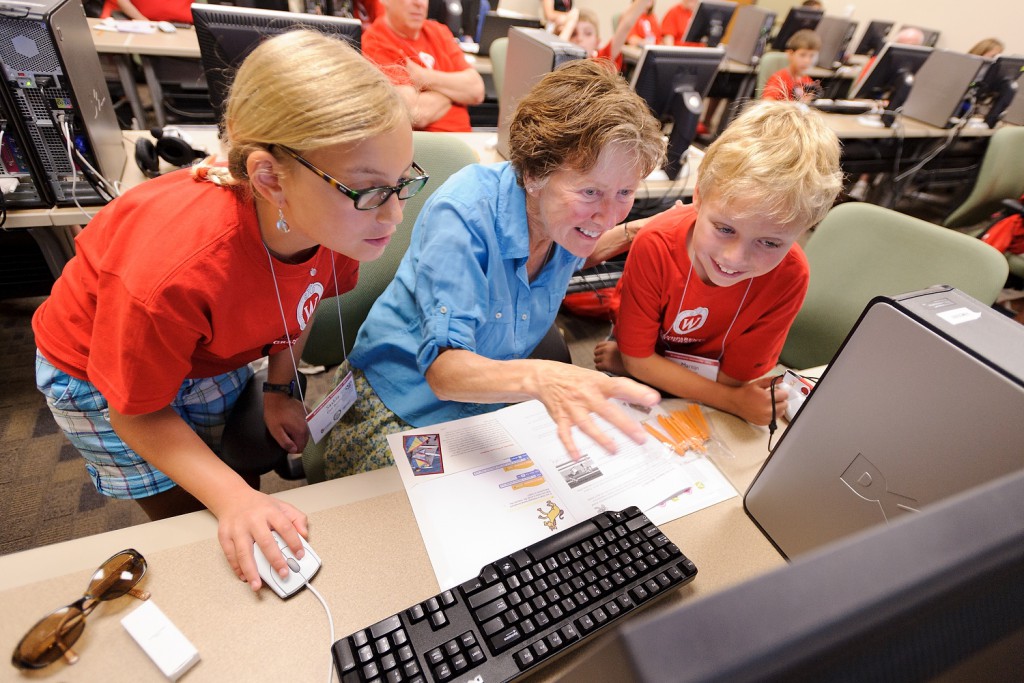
[35,350,253,500]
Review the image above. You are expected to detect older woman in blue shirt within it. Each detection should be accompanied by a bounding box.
[323,59,667,477]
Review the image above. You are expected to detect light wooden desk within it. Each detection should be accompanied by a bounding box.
[0,403,784,682]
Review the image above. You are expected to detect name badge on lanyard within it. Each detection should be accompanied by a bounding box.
[663,349,720,382]
[306,369,356,443]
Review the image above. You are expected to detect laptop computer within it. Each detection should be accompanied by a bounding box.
[745,285,1024,559]
[477,11,542,56]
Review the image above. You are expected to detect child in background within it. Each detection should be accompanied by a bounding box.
[762,29,822,102]
[626,0,661,46]
[660,0,698,46]
[562,0,652,72]
[593,101,843,425]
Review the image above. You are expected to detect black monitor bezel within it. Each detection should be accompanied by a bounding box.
[852,19,894,56]
[681,0,738,48]
[770,7,823,51]
[192,4,362,125]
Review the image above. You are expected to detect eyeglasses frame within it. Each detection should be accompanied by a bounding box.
[276,146,429,211]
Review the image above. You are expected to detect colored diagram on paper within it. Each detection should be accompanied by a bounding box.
[403,433,444,475]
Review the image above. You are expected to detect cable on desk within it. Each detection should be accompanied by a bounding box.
[294,572,336,683]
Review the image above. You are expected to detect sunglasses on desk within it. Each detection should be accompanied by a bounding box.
[11,549,149,670]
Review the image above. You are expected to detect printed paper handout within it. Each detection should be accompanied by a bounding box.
[389,399,737,590]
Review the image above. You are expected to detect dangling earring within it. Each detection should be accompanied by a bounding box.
[276,208,289,233]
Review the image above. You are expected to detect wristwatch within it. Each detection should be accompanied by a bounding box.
[262,380,296,398]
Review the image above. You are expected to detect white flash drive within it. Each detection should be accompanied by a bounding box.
[121,600,201,680]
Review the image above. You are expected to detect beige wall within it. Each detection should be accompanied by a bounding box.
[575,0,1023,54]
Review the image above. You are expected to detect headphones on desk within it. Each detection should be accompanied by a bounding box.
[134,127,208,178]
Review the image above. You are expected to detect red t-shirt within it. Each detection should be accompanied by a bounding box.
[612,205,808,382]
[660,5,693,45]
[627,13,661,45]
[32,170,358,415]
[595,41,624,73]
[762,68,815,101]
[101,0,194,23]
[361,18,473,132]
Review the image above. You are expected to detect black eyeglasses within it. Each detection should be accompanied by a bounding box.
[277,146,429,210]
[11,549,149,670]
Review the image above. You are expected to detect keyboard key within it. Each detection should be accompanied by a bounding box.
[468,582,507,609]
[514,648,535,670]
[370,615,402,639]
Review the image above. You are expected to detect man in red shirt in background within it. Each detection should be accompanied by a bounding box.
[362,0,485,132]
[100,0,193,23]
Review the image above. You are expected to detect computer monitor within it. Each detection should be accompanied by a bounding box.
[770,7,822,51]
[681,0,737,49]
[900,49,985,129]
[629,46,724,180]
[899,23,940,47]
[477,11,543,56]
[192,4,361,124]
[976,54,1024,128]
[852,19,893,57]
[207,0,291,10]
[560,467,1024,682]
[723,4,775,66]
[496,28,585,159]
[813,16,856,70]
[848,42,932,127]
[1001,73,1024,126]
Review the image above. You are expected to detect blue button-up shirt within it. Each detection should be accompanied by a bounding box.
[351,162,585,426]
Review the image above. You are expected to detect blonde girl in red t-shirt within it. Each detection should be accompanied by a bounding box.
[32,32,418,592]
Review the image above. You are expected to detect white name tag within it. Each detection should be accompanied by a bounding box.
[306,370,356,444]
[663,350,720,382]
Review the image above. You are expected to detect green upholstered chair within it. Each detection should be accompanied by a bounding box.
[489,37,508,101]
[753,51,789,99]
[943,125,1024,230]
[778,202,1010,370]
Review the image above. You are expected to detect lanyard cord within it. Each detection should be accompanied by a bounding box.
[262,246,350,413]
[671,261,753,362]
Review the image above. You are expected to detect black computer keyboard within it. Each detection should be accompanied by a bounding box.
[332,507,697,683]
[810,99,875,115]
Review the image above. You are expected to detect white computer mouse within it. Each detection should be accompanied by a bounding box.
[252,531,322,598]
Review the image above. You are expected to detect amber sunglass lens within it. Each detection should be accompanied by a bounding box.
[88,551,145,600]
[12,605,87,670]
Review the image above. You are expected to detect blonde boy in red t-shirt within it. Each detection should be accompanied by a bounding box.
[762,29,822,102]
[594,101,842,425]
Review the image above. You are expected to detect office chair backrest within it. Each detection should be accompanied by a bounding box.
[490,37,508,99]
[302,132,479,369]
[754,50,789,99]
[943,125,1024,230]
[779,202,1010,370]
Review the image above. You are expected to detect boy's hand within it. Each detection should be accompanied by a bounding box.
[726,376,787,426]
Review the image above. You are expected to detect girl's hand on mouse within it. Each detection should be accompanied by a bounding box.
[214,488,308,590]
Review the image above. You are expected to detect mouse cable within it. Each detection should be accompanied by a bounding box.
[296,575,336,683]
[767,373,818,453]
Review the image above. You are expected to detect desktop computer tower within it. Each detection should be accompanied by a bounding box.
[0,0,125,209]
[497,28,585,159]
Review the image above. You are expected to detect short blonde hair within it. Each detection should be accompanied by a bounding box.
[202,30,408,186]
[508,59,665,185]
[697,100,842,229]
[786,28,822,52]
[576,8,600,36]
[968,37,1004,57]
